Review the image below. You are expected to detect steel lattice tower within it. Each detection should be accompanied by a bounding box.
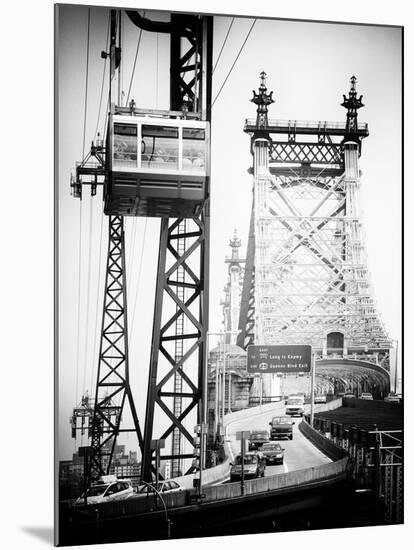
[238,73,392,396]
[89,215,143,479]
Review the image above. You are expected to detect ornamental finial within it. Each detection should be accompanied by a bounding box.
[229,229,241,261]
[341,75,364,137]
[251,71,274,129]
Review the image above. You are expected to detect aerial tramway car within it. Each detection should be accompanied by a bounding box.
[104,109,210,218]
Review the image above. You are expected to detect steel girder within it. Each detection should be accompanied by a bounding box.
[89,215,143,480]
[237,202,255,349]
[141,214,209,481]
[171,219,187,478]
[253,168,390,348]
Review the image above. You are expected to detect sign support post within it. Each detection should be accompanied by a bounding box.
[236,430,249,496]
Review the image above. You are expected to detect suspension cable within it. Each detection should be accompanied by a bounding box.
[212,19,257,107]
[212,17,234,74]
[126,11,146,105]
[93,13,111,141]
[82,8,91,161]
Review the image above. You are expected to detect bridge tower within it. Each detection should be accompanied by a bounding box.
[222,230,245,345]
[238,73,392,397]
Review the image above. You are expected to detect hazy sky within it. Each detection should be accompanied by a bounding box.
[57,4,402,460]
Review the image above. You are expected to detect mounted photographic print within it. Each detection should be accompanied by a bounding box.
[55,2,403,546]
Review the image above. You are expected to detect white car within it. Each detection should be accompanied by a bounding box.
[384,393,401,403]
[360,392,373,400]
[73,478,134,506]
[314,394,327,404]
[136,480,183,497]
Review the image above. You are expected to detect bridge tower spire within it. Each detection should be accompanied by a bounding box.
[222,230,245,345]
[342,75,364,143]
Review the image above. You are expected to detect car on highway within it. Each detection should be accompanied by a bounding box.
[261,442,285,465]
[135,480,184,497]
[230,451,266,481]
[248,430,270,450]
[344,393,356,399]
[73,476,134,506]
[269,416,295,440]
[360,392,373,400]
[314,394,327,404]
[384,393,401,403]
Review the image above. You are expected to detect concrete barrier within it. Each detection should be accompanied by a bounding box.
[299,419,348,461]
[89,454,350,519]
[198,456,349,502]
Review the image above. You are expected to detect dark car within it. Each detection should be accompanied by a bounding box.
[261,442,285,465]
[230,452,266,481]
[248,430,270,450]
[269,416,295,440]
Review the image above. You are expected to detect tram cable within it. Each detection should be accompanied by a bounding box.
[126,11,145,105]
[130,218,148,338]
[82,196,94,395]
[212,17,234,74]
[82,8,91,161]
[75,201,83,405]
[127,217,138,289]
[93,13,111,141]
[90,207,105,397]
[212,18,257,107]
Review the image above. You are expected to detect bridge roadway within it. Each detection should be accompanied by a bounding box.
[59,399,354,544]
[225,401,332,479]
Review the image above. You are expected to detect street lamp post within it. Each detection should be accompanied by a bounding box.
[139,480,171,538]
[207,330,239,439]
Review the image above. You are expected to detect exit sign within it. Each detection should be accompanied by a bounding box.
[247,345,311,374]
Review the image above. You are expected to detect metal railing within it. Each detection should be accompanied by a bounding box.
[244,118,369,132]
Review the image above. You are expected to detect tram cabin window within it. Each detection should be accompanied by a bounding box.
[113,124,138,168]
[141,125,179,170]
[182,127,206,171]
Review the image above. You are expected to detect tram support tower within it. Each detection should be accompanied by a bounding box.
[238,73,392,398]
[71,9,213,483]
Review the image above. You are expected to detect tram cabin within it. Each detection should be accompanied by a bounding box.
[105,114,210,217]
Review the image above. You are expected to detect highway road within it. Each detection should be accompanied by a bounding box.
[225,401,331,478]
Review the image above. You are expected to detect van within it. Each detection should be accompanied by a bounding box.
[285,395,305,416]
[269,416,295,440]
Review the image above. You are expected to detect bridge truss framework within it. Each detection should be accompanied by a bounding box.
[237,73,392,395]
